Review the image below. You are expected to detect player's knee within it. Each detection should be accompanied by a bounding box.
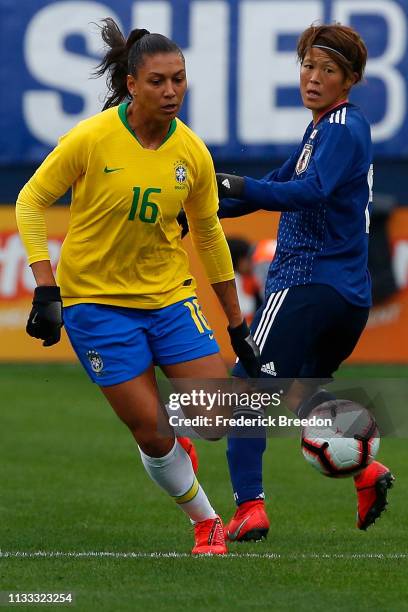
[138,435,175,458]
[117,408,174,455]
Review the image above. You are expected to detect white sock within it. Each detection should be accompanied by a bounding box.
[139,440,216,523]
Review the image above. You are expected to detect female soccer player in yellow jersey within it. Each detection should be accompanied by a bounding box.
[16,18,260,555]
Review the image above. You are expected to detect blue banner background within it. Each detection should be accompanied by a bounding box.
[2,0,408,164]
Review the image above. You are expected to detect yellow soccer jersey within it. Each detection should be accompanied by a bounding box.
[17,104,233,308]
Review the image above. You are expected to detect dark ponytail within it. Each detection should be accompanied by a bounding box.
[94,18,184,111]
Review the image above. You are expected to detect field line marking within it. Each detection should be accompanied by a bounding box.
[1,551,408,560]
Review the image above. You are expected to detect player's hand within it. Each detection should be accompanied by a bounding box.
[177,209,189,238]
[216,173,245,200]
[228,320,261,377]
[26,286,63,347]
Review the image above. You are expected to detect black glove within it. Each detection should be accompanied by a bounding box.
[176,209,189,238]
[26,286,63,347]
[228,320,261,377]
[216,173,245,200]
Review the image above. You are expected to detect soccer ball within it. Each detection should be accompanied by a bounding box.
[301,399,380,478]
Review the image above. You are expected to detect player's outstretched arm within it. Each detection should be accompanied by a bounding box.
[216,148,301,218]
[217,126,356,213]
[216,170,330,213]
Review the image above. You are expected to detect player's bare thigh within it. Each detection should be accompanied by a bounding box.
[162,353,231,439]
[162,352,228,378]
[100,364,174,457]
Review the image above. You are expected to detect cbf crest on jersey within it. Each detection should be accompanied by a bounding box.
[296,144,313,175]
[174,160,188,189]
[86,349,104,374]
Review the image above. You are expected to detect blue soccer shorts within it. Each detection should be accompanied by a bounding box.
[63,297,219,386]
[233,284,369,379]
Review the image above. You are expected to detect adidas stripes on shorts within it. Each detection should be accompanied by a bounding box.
[232,284,369,379]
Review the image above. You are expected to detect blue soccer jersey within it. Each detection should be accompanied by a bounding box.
[219,102,373,307]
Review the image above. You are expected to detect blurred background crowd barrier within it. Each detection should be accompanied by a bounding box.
[1,0,408,364]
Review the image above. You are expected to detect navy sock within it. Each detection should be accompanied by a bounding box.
[226,435,266,506]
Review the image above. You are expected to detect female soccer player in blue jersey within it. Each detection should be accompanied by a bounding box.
[16,18,260,555]
[215,23,395,541]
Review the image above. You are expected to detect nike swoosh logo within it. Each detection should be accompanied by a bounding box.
[227,515,251,541]
[104,166,124,173]
[31,313,39,324]
[209,333,214,340]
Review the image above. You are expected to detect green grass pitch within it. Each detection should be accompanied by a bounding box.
[1,363,408,611]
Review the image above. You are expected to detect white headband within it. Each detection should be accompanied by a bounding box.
[312,44,350,63]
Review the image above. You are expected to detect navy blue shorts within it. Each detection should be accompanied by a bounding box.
[233,284,369,379]
[64,298,219,386]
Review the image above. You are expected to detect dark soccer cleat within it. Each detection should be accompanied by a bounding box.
[354,460,395,530]
[177,437,199,474]
[225,500,270,542]
[192,515,227,555]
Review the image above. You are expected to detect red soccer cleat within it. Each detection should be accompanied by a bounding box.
[177,437,199,474]
[225,500,270,542]
[192,515,227,555]
[354,460,395,530]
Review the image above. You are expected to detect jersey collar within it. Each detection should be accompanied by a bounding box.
[314,99,349,126]
[118,102,177,148]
